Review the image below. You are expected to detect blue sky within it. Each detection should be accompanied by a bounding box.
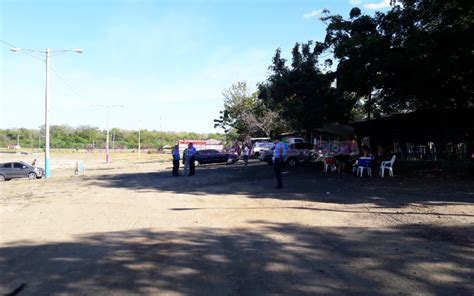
[1,0,390,133]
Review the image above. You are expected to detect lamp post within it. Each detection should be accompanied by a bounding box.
[92,105,122,163]
[11,47,83,178]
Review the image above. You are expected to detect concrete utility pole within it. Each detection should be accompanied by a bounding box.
[11,47,83,178]
[92,104,123,163]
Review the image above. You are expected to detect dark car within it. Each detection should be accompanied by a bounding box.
[259,142,317,167]
[193,149,238,166]
[0,161,44,181]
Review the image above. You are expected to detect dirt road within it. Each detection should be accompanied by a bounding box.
[1,157,473,295]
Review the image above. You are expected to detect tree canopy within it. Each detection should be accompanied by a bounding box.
[217,0,473,139]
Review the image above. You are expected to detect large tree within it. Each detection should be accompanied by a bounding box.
[323,0,474,116]
[377,0,473,110]
[323,7,391,119]
[258,42,354,131]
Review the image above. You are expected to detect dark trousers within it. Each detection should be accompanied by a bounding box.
[274,158,283,188]
[172,159,180,176]
[189,157,195,176]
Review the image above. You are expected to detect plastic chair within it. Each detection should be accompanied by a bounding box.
[352,160,358,173]
[323,156,336,173]
[356,157,373,177]
[380,155,396,177]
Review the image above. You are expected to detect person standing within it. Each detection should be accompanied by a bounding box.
[182,146,189,176]
[236,143,241,157]
[243,144,250,166]
[273,137,286,189]
[187,143,197,176]
[171,144,180,176]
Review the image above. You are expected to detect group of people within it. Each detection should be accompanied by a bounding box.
[232,142,250,166]
[331,141,389,175]
[171,143,196,177]
[170,138,285,189]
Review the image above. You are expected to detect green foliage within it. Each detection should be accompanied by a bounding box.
[0,126,225,150]
[258,42,354,131]
[214,81,259,136]
[214,81,289,139]
[323,0,474,117]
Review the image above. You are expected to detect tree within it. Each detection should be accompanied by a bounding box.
[376,0,474,111]
[258,42,354,132]
[214,82,258,136]
[323,8,388,119]
[214,82,286,139]
[241,109,286,138]
[323,0,474,115]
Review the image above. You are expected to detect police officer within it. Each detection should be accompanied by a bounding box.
[273,137,286,189]
[182,142,197,176]
[171,144,180,176]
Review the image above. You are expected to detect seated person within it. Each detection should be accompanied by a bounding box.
[334,142,352,174]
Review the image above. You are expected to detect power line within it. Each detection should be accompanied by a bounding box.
[1,40,44,62]
[49,65,83,98]
[2,40,83,99]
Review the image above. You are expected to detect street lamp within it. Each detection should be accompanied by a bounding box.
[92,105,123,163]
[11,47,83,178]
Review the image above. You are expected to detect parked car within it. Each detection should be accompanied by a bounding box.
[258,142,317,167]
[193,149,239,166]
[251,142,275,158]
[0,162,44,181]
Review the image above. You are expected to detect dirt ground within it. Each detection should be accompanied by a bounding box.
[1,152,473,295]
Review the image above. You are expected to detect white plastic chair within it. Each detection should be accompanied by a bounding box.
[380,155,396,177]
[352,160,358,173]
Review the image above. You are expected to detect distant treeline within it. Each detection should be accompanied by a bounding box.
[0,126,225,150]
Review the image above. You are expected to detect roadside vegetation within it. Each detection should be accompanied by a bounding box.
[0,127,225,150]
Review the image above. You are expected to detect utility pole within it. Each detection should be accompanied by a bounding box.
[112,130,116,151]
[92,104,123,163]
[11,46,83,178]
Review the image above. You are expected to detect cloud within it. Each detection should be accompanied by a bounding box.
[349,0,362,4]
[303,9,323,19]
[364,0,391,9]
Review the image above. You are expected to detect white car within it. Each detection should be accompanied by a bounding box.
[251,142,275,157]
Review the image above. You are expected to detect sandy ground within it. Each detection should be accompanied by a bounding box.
[0,152,473,295]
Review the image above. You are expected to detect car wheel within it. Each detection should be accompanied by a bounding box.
[226,158,234,165]
[287,157,297,167]
[194,160,200,167]
[254,152,260,158]
[28,172,37,180]
[0,175,5,181]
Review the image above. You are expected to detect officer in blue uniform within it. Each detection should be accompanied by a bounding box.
[183,143,197,176]
[188,143,197,176]
[273,137,286,189]
[171,144,180,176]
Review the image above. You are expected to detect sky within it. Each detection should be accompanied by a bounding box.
[0,0,391,133]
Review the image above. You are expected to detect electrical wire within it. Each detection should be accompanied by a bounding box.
[1,40,45,62]
[2,39,84,99]
[49,65,83,98]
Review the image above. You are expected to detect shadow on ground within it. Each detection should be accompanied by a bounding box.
[88,161,474,208]
[1,222,472,295]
